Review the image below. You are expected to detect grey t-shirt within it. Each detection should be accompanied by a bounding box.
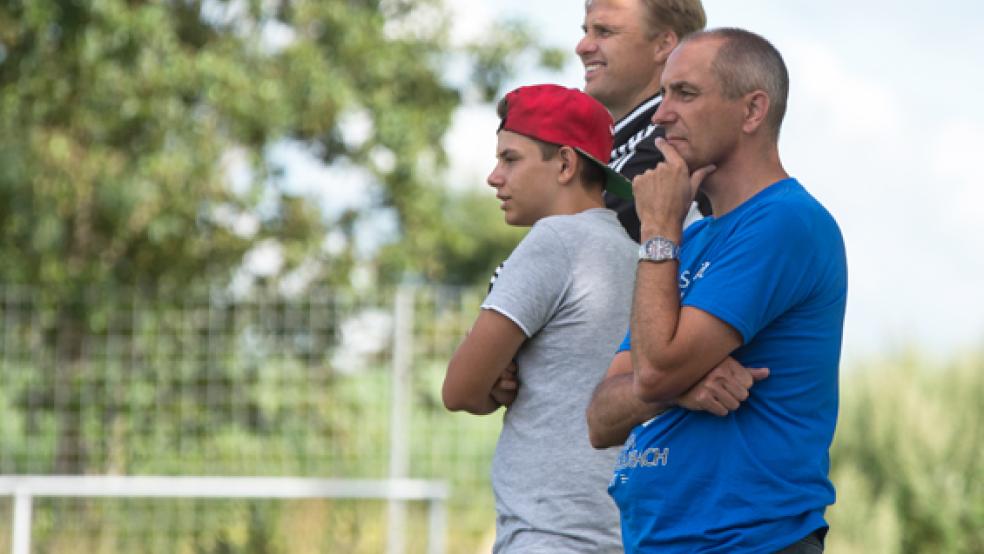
[482,208,636,553]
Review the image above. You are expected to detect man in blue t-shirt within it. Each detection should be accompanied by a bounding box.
[586,28,847,553]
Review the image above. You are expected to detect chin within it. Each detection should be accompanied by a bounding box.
[680,150,706,169]
[506,215,534,227]
[583,81,608,102]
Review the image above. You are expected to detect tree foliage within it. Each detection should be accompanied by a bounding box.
[0,0,561,472]
[0,0,561,294]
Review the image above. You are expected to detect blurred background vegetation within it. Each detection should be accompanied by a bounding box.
[0,0,980,553]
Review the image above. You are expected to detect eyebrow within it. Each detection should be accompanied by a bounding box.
[583,20,620,33]
[665,81,700,94]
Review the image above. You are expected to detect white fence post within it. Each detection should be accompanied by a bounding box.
[388,285,414,554]
[427,496,447,554]
[12,488,32,554]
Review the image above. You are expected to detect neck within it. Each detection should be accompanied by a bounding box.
[702,145,788,217]
[547,185,605,218]
[609,81,662,122]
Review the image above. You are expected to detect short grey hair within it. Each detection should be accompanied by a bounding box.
[686,28,789,139]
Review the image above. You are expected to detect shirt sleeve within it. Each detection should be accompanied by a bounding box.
[481,220,572,338]
[682,207,820,344]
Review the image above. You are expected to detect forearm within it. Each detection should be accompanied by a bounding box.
[630,141,738,402]
[445,392,501,415]
[587,373,672,448]
[631,258,698,402]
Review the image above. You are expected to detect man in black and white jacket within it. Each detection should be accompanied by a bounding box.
[576,0,710,241]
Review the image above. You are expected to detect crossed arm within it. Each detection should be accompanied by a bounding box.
[586,349,769,447]
[442,309,525,415]
[450,291,769,441]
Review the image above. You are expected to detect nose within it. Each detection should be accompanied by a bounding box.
[575,34,594,58]
[487,164,504,189]
[652,99,673,126]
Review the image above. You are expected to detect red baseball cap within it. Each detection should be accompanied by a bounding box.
[499,84,633,199]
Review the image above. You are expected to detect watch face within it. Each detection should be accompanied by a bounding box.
[655,240,672,258]
[640,237,678,262]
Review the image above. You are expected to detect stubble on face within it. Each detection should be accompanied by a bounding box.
[657,38,746,171]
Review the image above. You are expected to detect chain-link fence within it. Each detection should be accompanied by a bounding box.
[0,284,500,553]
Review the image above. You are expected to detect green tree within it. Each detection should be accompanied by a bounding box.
[0,0,560,473]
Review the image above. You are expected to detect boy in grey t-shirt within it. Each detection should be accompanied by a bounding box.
[443,84,636,553]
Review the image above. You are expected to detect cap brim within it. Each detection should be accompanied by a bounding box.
[576,148,632,199]
[603,166,632,199]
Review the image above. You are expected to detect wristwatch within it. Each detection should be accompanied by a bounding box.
[638,236,680,263]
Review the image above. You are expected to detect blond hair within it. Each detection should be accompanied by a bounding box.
[586,0,707,40]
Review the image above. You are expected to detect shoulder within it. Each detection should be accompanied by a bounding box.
[739,179,839,235]
[535,210,613,234]
[505,217,571,265]
[524,215,568,245]
[725,180,845,272]
[524,212,635,273]
[561,210,634,245]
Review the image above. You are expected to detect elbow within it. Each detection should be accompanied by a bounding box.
[585,413,605,449]
[441,381,468,412]
[441,375,489,414]
[442,395,470,413]
[634,363,680,403]
[441,393,460,412]
[442,393,494,415]
[587,426,617,449]
[442,358,469,412]
[442,390,477,413]
[585,402,624,449]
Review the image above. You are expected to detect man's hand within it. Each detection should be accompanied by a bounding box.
[632,137,716,238]
[677,357,769,416]
[489,361,519,408]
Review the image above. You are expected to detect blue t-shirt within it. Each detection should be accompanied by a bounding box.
[612,178,847,553]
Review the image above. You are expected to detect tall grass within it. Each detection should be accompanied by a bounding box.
[828,350,984,553]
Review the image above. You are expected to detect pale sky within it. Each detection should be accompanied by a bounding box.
[444,0,984,363]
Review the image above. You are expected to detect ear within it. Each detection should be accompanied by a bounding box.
[653,30,679,64]
[742,90,771,135]
[557,146,579,185]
